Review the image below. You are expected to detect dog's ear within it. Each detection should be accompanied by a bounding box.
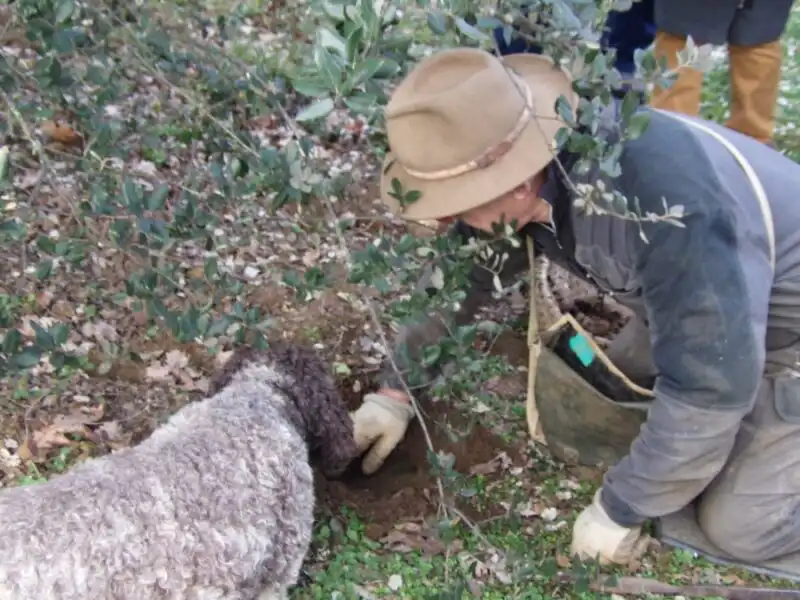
[209,347,261,395]
[316,393,359,479]
[306,368,359,479]
[266,342,360,478]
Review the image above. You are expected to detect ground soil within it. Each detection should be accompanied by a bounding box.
[311,284,629,541]
[566,296,630,339]
[314,374,523,539]
[543,263,632,341]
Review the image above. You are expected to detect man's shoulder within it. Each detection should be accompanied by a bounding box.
[617,111,730,220]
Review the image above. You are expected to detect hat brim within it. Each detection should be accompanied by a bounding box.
[380,53,577,222]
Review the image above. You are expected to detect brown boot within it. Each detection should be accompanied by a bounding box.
[727,41,783,145]
[649,31,704,116]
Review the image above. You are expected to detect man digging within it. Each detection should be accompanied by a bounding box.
[350,48,800,578]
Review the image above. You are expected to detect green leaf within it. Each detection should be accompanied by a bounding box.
[320,0,346,21]
[55,0,75,24]
[619,89,641,123]
[2,328,21,354]
[477,16,503,30]
[455,18,488,42]
[349,57,399,89]
[36,260,54,280]
[12,347,42,369]
[402,190,422,207]
[204,256,219,280]
[291,76,332,98]
[359,0,378,32]
[427,12,447,34]
[31,320,54,350]
[627,112,651,139]
[51,323,70,346]
[343,93,378,114]
[122,179,143,210]
[296,98,336,123]
[421,344,442,367]
[555,95,575,125]
[0,146,9,182]
[317,27,348,59]
[346,27,364,63]
[373,57,400,79]
[147,185,170,211]
[313,44,343,91]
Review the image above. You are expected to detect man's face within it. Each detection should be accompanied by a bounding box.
[439,172,550,233]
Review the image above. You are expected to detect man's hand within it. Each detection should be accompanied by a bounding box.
[570,489,649,565]
[350,390,415,475]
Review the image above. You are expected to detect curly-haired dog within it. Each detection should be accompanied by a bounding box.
[0,341,359,600]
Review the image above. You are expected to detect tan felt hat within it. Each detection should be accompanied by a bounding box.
[380,47,577,222]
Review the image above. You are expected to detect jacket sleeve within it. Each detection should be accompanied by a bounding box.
[378,222,530,392]
[600,199,773,526]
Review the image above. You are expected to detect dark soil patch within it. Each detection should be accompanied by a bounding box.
[542,264,632,340]
[315,375,522,539]
[565,296,630,339]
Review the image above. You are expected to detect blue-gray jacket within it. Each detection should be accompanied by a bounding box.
[380,108,800,525]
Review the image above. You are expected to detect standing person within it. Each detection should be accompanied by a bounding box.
[600,0,656,80]
[650,0,794,145]
[493,0,656,91]
[350,47,800,571]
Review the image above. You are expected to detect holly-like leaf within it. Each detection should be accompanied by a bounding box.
[296,98,336,123]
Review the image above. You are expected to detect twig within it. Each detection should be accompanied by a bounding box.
[560,574,800,599]
[319,193,448,509]
[225,31,452,509]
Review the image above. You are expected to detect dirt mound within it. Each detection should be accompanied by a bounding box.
[542,261,632,341]
[565,296,630,339]
[314,377,522,539]
[312,280,627,540]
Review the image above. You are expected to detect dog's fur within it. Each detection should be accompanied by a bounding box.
[0,341,359,600]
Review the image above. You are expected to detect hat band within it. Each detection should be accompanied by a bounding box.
[403,71,534,182]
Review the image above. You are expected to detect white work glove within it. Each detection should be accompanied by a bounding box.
[350,392,415,475]
[570,489,649,565]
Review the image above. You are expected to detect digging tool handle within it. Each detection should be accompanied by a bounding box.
[525,237,546,444]
[561,575,800,599]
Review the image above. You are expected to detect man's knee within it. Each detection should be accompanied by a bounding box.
[697,490,800,562]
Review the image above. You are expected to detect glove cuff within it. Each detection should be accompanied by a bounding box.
[364,392,416,422]
[594,488,620,521]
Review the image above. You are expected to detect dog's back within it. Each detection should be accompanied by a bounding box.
[0,372,315,600]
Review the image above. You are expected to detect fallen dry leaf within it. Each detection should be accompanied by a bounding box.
[380,521,448,556]
[83,420,132,451]
[33,426,79,451]
[722,574,747,586]
[31,405,104,453]
[164,349,189,370]
[145,363,171,381]
[15,438,32,462]
[40,120,84,147]
[469,451,512,476]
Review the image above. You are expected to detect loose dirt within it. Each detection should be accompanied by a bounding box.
[312,276,628,540]
[314,375,522,539]
[564,296,630,340]
[542,261,632,341]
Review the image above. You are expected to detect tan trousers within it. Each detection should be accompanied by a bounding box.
[649,31,783,145]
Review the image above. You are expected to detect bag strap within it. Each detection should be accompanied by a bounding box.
[655,110,776,275]
[526,236,547,445]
